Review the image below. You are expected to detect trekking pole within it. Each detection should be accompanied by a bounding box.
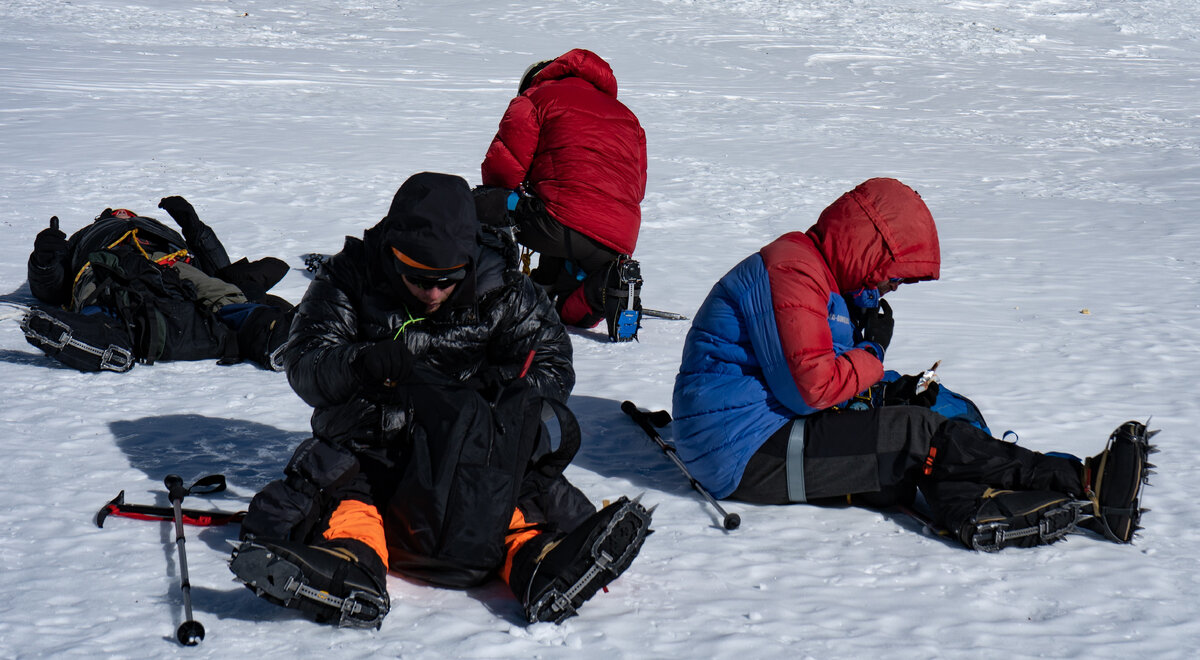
[621,401,741,531]
[165,475,206,646]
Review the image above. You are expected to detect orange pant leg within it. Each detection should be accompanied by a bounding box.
[322,499,389,567]
[499,507,544,585]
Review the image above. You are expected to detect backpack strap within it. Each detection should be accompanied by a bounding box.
[530,397,582,479]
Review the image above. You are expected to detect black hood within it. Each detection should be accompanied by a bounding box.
[359,173,483,317]
[381,172,479,276]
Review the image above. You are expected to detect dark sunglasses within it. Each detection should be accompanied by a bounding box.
[403,273,464,290]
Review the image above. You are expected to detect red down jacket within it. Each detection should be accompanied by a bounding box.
[762,177,942,408]
[481,48,647,256]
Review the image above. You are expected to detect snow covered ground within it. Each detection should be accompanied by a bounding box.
[2,0,1199,657]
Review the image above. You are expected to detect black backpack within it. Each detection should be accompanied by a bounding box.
[240,369,584,589]
[382,370,581,587]
[76,244,237,364]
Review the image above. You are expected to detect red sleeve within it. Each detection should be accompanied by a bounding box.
[765,245,884,410]
[481,96,540,188]
[636,123,648,195]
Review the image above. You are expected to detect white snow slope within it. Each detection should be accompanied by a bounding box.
[2,0,1199,658]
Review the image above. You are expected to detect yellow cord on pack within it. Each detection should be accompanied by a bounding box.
[71,228,152,290]
[69,228,192,301]
[520,247,533,276]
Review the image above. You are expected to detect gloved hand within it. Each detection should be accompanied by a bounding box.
[472,186,515,226]
[158,196,201,232]
[884,373,940,408]
[353,340,412,390]
[861,299,894,352]
[469,367,509,401]
[514,190,545,218]
[32,218,68,266]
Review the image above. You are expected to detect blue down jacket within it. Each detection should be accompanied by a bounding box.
[671,178,942,499]
[671,253,858,498]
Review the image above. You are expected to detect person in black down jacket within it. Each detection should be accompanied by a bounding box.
[25,198,292,370]
[231,172,652,629]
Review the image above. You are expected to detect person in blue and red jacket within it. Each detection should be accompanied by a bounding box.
[477,48,648,341]
[672,178,1154,551]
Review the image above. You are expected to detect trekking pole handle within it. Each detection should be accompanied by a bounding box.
[164,474,187,503]
[185,474,228,496]
[620,401,667,447]
[50,216,59,232]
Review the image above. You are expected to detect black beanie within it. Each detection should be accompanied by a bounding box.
[383,172,479,276]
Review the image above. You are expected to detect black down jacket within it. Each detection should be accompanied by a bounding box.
[284,221,575,446]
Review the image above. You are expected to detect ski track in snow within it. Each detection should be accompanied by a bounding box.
[2,0,1199,657]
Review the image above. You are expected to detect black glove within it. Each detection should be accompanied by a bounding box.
[469,367,508,401]
[158,195,200,232]
[32,218,68,266]
[861,299,894,352]
[354,340,412,389]
[472,186,514,226]
[883,373,940,408]
[529,255,566,287]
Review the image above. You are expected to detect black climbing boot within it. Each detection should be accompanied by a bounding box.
[229,537,389,629]
[510,497,652,623]
[1080,420,1157,543]
[958,489,1086,552]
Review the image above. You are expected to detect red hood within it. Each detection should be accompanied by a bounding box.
[527,48,618,98]
[806,178,940,293]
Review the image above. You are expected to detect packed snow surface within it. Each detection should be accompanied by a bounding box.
[2,0,1199,657]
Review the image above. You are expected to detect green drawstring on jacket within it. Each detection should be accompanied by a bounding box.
[393,309,425,339]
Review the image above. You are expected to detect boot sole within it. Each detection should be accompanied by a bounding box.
[969,498,1085,552]
[229,541,387,629]
[1086,421,1157,543]
[527,499,652,623]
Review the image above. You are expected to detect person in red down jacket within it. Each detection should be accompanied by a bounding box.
[477,48,648,342]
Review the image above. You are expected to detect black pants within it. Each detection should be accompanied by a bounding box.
[728,406,1085,532]
[513,202,620,302]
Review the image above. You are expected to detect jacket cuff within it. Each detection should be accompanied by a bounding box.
[855,340,885,362]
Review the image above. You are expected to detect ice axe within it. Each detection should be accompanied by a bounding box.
[96,474,237,528]
[95,490,245,528]
[621,401,741,531]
